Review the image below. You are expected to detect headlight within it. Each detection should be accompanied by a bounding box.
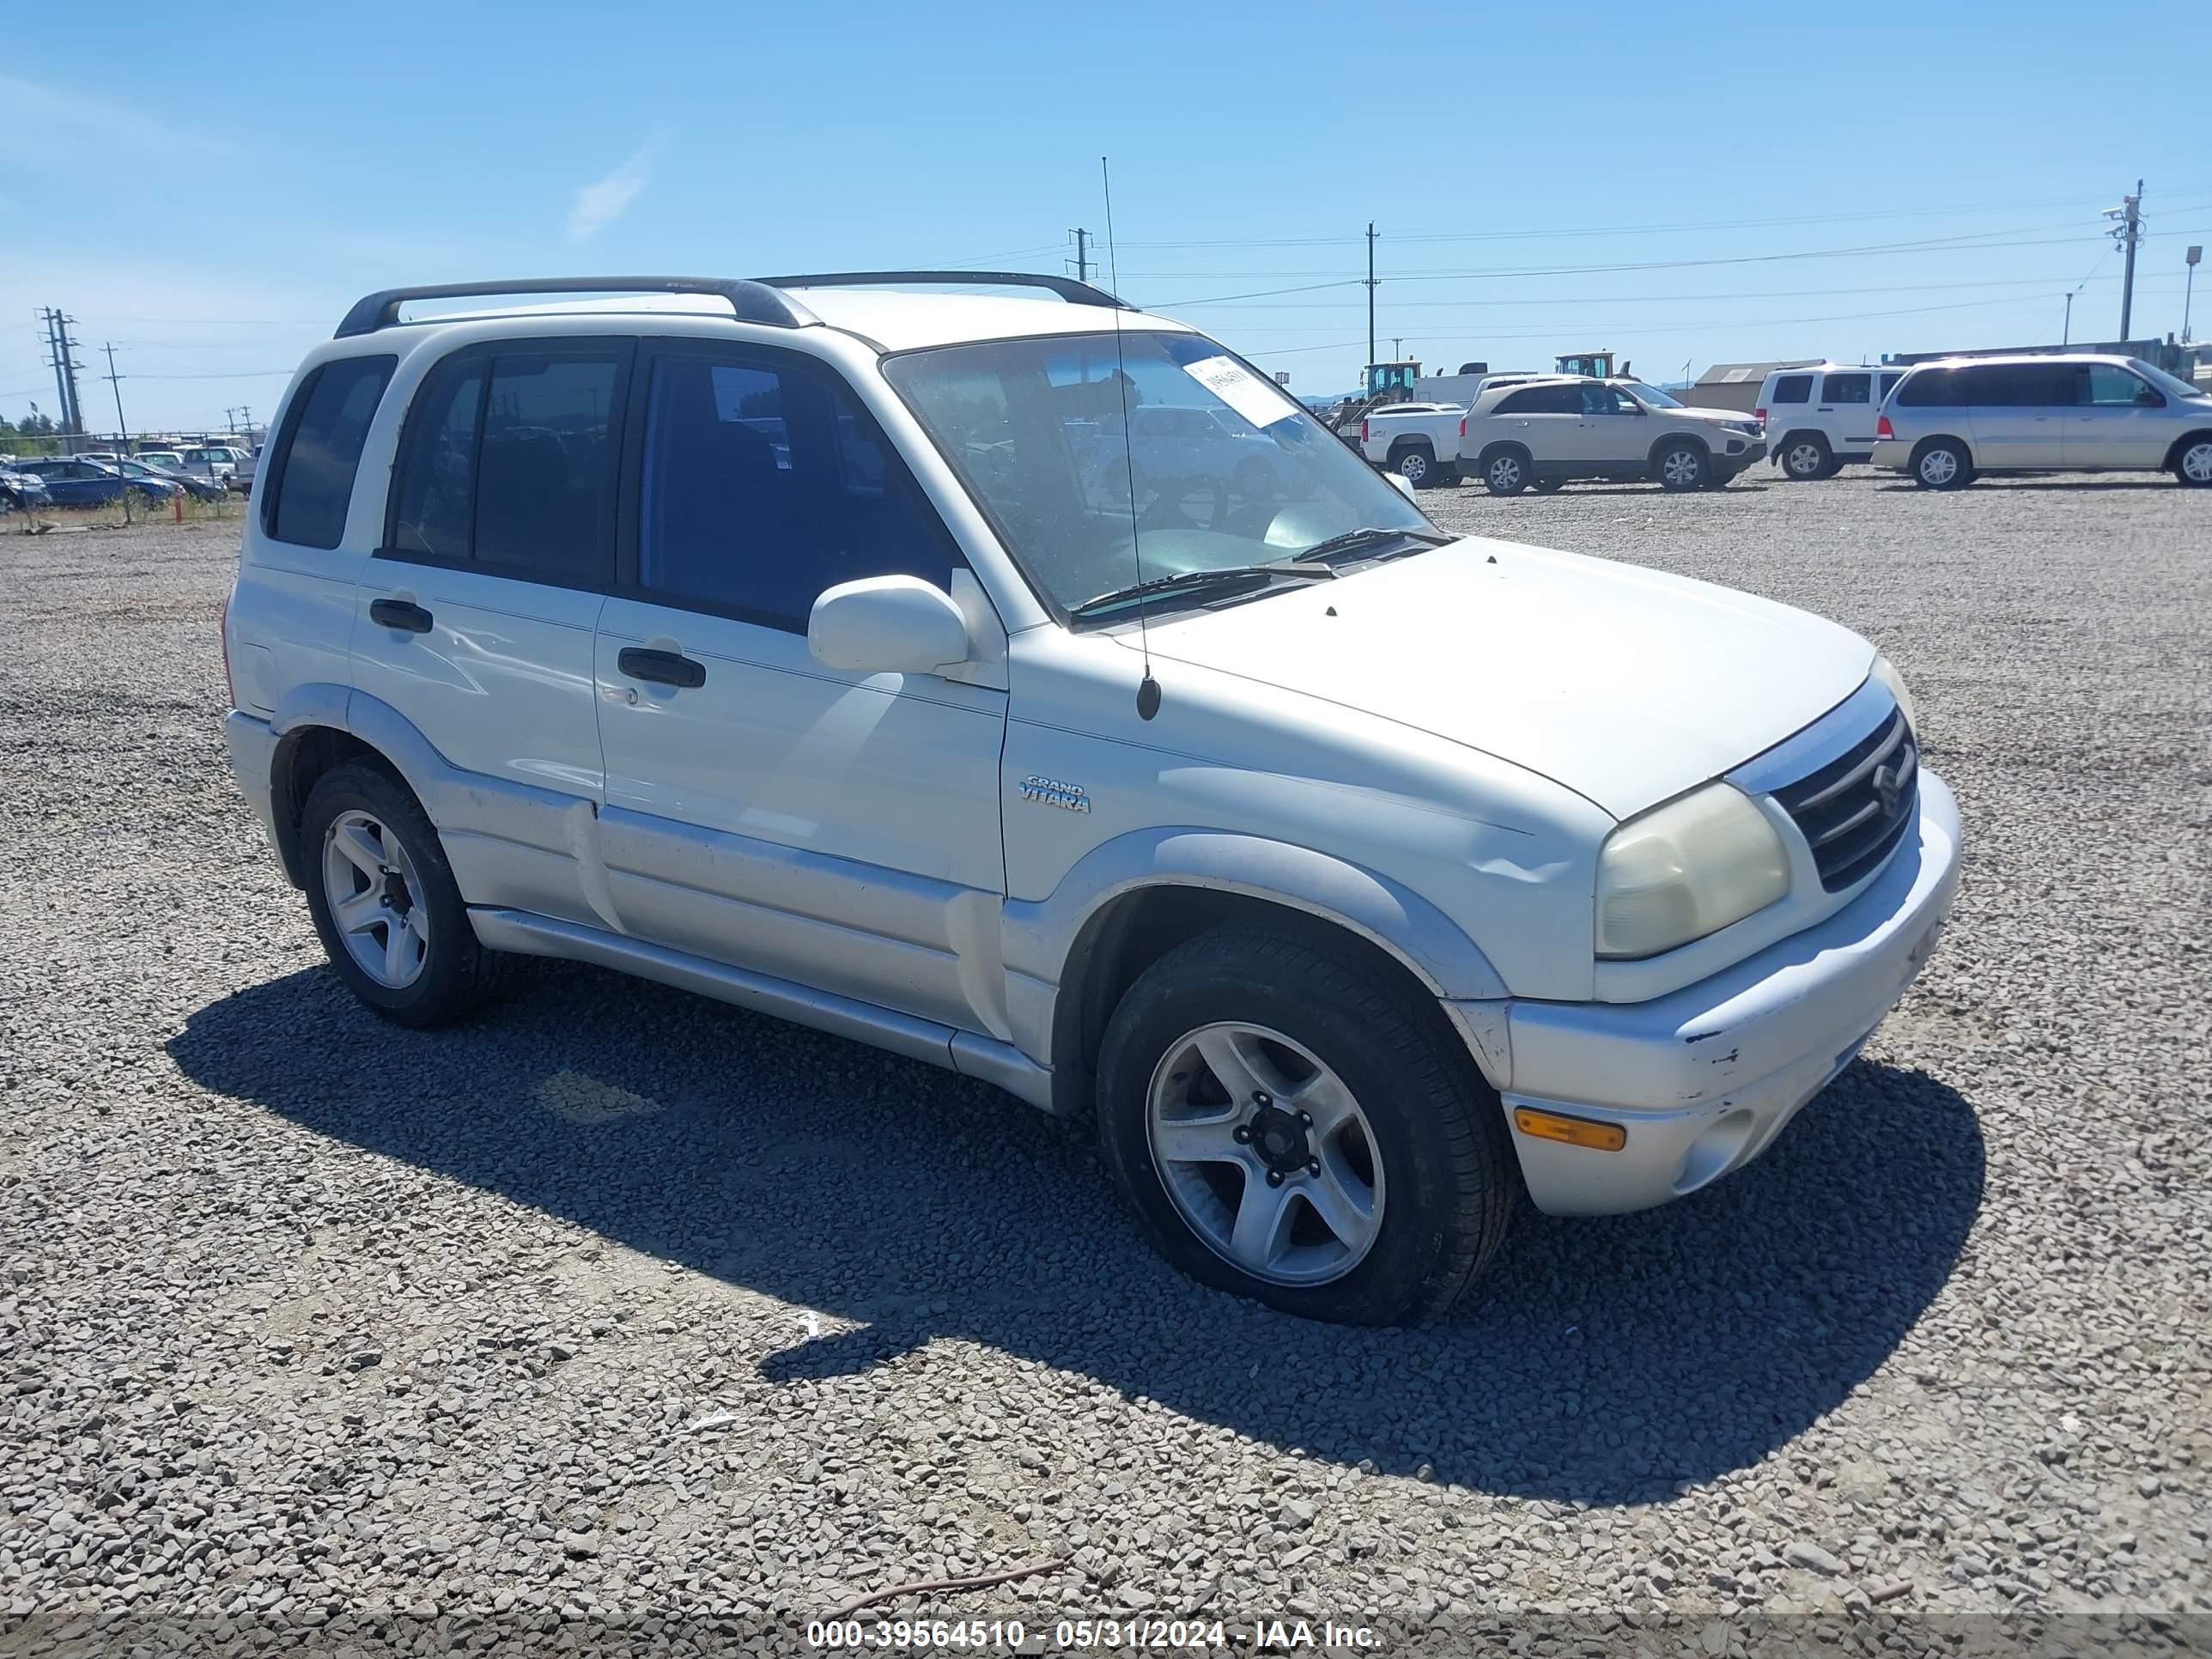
[1869,653,1917,732]
[1595,782,1791,959]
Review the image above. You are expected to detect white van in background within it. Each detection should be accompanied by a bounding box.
[1755,364,1907,480]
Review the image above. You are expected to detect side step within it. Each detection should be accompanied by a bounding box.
[467,908,1058,1114]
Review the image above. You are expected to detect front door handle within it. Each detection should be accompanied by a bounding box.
[369,598,432,633]
[618,647,707,689]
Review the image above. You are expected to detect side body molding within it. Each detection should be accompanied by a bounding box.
[1000,827,1512,1097]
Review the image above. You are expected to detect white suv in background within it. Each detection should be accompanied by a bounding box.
[222,273,1959,1326]
[1461,376,1767,495]
[1756,363,1907,480]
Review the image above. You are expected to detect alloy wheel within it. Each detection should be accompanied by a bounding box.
[321,809,431,988]
[1146,1022,1386,1287]
[1919,447,1960,487]
[2182,441,2212,484]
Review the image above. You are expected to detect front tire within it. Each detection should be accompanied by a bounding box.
[1654,439,1710,492]
[1095,926,1517,1326]
[1912,438,1974,490]
[300,762,503,1028]
[2176,437,2212,488]
[1392,446,1434,489]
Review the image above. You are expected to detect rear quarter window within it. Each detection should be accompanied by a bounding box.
[1894,370,1954,408]
[261,355,398,549]
[1769,374,1814,404]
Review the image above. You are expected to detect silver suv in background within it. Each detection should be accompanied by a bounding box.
[1461,376,1766,495]
[1874,354,2212,489]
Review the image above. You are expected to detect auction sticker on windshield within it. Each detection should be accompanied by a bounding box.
[1182,355,1301,428]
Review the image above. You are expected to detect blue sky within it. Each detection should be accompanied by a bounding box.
[4,0,2208,431]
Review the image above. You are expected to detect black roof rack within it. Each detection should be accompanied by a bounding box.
[756,270,1133,309]
[332,276,819,338]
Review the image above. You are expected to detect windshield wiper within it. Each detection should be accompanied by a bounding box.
[1069,559,1337,621]
[1297,526,1454,565]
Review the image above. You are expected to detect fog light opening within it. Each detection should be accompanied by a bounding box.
[1674,1109,1757,1194]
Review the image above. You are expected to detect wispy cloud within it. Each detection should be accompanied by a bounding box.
[567,137,662,242]
[0,71,233,160]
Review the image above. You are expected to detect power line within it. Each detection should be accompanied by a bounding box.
[1114,189,2212,250]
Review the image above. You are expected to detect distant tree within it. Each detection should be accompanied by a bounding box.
[15,412,56,436]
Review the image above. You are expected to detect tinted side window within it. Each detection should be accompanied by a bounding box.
[1879,372,1905,400]
[264,355,396,549]
[1895,369,1955,408]
[1496,386,1577,415]
[389,356,485,559]
[1958,363,2074,406]
[385,345,623,581]
[1822,372,1872,404]
[1770,374,1814,404]
[474,353,622,577]
[635,351,960,631]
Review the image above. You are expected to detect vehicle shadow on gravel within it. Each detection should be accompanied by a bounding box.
[170,962,1983,1507]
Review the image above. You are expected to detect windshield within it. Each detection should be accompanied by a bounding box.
[2128,358,2207,400]
[883,330,1437,619]
[1621,381,1682,409]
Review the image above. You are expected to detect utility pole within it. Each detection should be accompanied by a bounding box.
[2063,291,2074,346]
[39,307,87,438]
[2108,179,2143,341]
[1071,228,1089,284]
[1392,337,1404,360]
[1364,223,1378,373]
[2185,246,2201,345]
[102,343,128,440]
[102,343,132,525]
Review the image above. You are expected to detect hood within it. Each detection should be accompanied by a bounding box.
[1674,404,1759,426]
[1132,538,1875,819]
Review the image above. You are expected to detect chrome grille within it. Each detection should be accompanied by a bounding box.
[1771,704,1919,892]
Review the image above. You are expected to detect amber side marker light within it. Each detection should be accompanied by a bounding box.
[1512,1107,1628,1152]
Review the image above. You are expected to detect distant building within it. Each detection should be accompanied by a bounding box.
[1679,359,1820,414]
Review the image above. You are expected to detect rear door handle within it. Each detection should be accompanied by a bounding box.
[369,598,432,633]
[618,647,707,689]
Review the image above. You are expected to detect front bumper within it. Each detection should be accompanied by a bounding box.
[1714,437,1767,477]
[1472,768,1961,1216]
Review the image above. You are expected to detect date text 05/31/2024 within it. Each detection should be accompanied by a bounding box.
[804,1617,1381,1649]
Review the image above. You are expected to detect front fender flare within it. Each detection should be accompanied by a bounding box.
[1001,829,1511,1102]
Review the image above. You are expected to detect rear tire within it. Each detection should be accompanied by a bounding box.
[1912,438,1974,490]
[1392,446,1435,489]
[1481,448,1530,496]
[1778,434,1832,481]
[1095,926,1517,1327]
[1654,439,1710,492]
[300,762,505,1028]
[2176,437,2212,488]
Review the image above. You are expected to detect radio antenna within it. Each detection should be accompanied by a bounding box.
[1103,154,1160,720]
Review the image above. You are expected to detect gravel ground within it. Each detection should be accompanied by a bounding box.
[2,472,2207,1654]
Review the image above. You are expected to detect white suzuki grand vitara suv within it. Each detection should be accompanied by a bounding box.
[222,274,1961,1326]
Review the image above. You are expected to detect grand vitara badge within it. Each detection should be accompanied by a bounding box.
[1019,775,1091,813]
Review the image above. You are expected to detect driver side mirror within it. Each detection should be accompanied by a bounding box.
[2136,387,2166,407]
[808,575,974,677]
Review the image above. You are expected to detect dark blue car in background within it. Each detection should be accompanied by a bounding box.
[1,467,54,512]
[12,458,182,507]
